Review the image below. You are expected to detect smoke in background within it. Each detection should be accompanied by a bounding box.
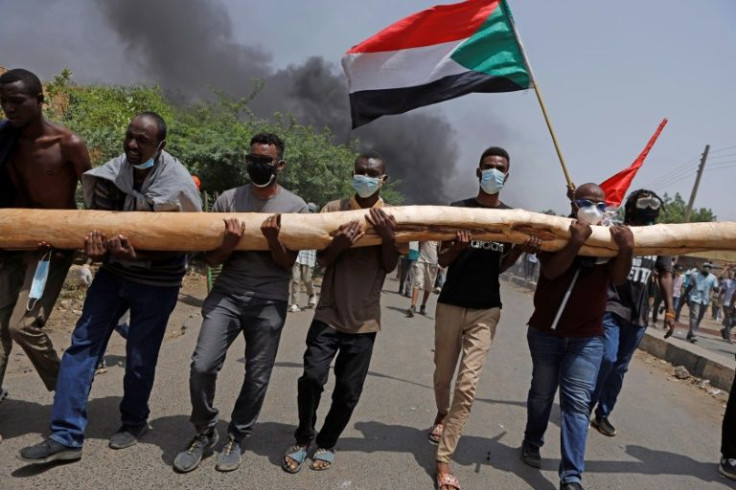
[95,0,466,204]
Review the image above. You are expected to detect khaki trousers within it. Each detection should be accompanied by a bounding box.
[0,250,75,390]
[433,302,500,463]
[290,263,314,306]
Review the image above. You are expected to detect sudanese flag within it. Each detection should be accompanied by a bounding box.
[342,0,531,128]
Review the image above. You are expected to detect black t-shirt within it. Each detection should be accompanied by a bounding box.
[438,198,511,309]
[607,255,672,327]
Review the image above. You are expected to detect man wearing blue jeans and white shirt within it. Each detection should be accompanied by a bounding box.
[685,262,718,342]
[589,189,674,438]
[520,183,633,490]
[19,112,202,464]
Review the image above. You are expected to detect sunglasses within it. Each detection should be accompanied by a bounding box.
[635,195,661,210]
[573,199,607,213]
[245,154,277,165]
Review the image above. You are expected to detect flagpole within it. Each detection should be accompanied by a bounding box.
[502,0,575,192]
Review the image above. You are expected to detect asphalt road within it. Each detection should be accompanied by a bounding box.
[0,277,732,489]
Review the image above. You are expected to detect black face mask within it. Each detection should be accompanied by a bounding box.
[632,209,659,225]
[246,157,277,187]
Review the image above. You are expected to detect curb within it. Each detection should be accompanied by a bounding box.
[638,332,735,392]
[502,273,735,393]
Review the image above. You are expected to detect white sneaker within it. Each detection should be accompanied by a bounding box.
[288,304,300,313]
[307,295,318,308]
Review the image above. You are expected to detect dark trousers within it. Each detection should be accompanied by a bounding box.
[189,289,287,441]
[50,269,179,447]
[295,320,376,449]
[723,375,736,459]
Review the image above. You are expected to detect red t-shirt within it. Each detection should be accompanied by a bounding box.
[528,255,611,337]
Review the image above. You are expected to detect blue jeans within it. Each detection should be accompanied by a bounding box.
[590,312,646,419]
[523,327,604,485]
[49,269,179,448]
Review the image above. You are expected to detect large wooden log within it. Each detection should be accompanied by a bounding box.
[0,207,735,257]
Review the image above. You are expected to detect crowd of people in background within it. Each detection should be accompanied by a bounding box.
[1,67,735,489]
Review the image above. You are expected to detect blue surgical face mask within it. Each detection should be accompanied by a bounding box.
[480,168,506,195]
[27,250,52,311]
[352,174,383,198]
[132,143,162,170]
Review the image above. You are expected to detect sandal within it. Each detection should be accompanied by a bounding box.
[281,444,308,474]
[428,423,444,444]
[310,447,335,471]
[436,472,460,490]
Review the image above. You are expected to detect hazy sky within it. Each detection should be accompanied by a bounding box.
[1,0,735,218]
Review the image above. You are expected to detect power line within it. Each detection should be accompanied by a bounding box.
[709,145,736,154]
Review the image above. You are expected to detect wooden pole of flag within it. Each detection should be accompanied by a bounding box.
[502,0,575,192]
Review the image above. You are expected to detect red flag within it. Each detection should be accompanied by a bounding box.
[600,118,668,207]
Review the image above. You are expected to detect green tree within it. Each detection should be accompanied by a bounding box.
[658,192,716,223]
[43,70,403,207]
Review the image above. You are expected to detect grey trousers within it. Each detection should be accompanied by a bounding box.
[189,289,287,441]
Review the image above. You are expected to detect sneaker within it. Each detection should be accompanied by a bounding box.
[591,416,617,437]
[520,441,541,468]
[433,287,441,294]
[215,437,242,472]
[560,482,584,490]
[173,429,220,473]
[407,306,415,318]
[96,358,107,374]
[18,438,82,464]
[720,458,736,481]
[288,304,300,313]
[115,322,129,339]
[419,305,427,315]
[307,295,318,308]
[0,387,8,404]
[109,424,149,449]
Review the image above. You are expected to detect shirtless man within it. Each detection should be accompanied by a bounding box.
[0,68,91,398]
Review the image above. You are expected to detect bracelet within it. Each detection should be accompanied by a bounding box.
[665,311,676,319]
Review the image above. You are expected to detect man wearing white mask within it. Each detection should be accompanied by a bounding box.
[282,152,400,474]
[520,183,633,490]
[429,147,540,490]
[20,112,202,464]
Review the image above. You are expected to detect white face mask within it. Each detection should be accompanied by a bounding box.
[576,206,603,226]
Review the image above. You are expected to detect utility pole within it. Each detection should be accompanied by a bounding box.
[684,144,710,223]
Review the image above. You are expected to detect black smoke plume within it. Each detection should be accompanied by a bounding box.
[95,0,463,204]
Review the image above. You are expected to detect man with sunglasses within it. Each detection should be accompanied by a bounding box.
[521,183,633,490]
[174,133,308,473]
[589,189,674,438]
[684,261,718,342]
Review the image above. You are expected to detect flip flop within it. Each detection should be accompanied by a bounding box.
[428,423,444,445]
[310,447,335,471]
[436,472,460,490]
[281,444,308,474]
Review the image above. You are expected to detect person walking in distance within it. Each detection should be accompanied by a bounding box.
[407,241,439,317]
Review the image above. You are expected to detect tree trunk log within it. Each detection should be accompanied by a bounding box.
[0,207,734,257]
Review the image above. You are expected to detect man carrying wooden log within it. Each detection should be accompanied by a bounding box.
[520,183,633,490]
[429,147,540,490]
[173,133,308,473]
[19,111,201,464]
[589,189,674,438]
[0,68,91,401]
[281,151,400,474]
